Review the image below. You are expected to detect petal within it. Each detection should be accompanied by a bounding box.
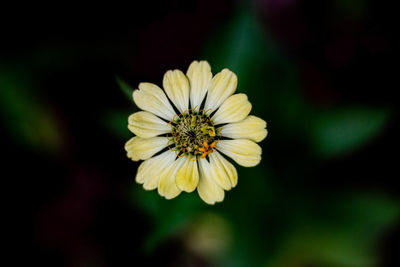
[197,158,225,205]
[216,139,262,167]
[175,156,200,193]
[163,70,190,113]
[186,60,212,111]
[125,136,168,161]
[136,150,176,190]
[158,157,185,199]
[133,82,176,121]
[204,69,237,113]
[211,93,252,125]
[219,115,268,142]
[209,151,238,189]
[128,111,171,138]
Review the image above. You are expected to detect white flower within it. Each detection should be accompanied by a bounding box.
[125,60,268,204]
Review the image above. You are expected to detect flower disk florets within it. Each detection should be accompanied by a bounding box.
[170,110,217,158]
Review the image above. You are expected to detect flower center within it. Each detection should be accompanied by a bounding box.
[169,110,218,158]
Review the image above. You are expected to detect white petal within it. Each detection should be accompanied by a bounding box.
[216,139,262,167]
[219,115,268,142]
[204,69,237,113]
[128,111,171,138]
[209,151,238,189]
[186,60,212,111]
[133,82,176,121]
[158,156,185,199]
[211,94,252,125]
[136,150,176,190]
[197,158,225,205]
[175,156,200,193]
[163,70,190,113]
[124,136,168,161]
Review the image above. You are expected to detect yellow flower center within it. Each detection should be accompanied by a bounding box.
[169,109,219,158]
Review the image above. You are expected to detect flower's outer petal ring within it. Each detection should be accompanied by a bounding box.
[209,151,238,189]
[219,115,268,142]
[136,150,177,190]
[133,82,176,121]
[163,70,190,114]
[186,60,212,111]
[216,139,262,167]
[125,136,168,161]
[197,158,225,205]
[211,93,252,125]
[204,69,237,113]
[128,111,171,138]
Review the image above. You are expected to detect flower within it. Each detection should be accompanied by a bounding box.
[125,60,267,204]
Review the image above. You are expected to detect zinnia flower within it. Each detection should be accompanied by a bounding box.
[125,60,267,204]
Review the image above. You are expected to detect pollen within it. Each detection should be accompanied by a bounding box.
[197,140,218,158]
[203,141,209,149]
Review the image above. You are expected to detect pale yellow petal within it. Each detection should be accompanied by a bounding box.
[124,136,168,161]
[158,157,184,199]
[163,70,190,113]
[186,60,212,110]
[175,157,200,193]
[136,150,176,190]
[133,82,176,121]
[209,151,238,189]
[128,111,171,138]
[197,158,225,205]
[211,94,252,125]
[219,115,268,142]
[204,69,237,113]
[216,139,262,167]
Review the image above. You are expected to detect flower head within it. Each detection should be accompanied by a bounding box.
[125,60,267,204]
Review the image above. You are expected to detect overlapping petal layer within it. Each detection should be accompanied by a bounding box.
[187,60,212,110]
[204,69,237,113]
[209,151,238,189]
[219,115,268,142]
[197,158,225,205]
[212,93,252,125]
[176,156,200,193]
[163,70,190,113]
[136,150,177,190]
[158,156,185,199]
[128,111,171,138]
[217,139,262,167]
[133,83,176,121]
[125,136,168,161]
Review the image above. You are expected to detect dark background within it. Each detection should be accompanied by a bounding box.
[1,0,399,266]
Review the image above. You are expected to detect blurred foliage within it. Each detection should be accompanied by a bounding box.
[266,194,399,267]
[102,110,133,140]
[115,75,135,101]
[102,76,136,140]
[132,187,202,252]
[311,107,391,157]
[0,65,65,155]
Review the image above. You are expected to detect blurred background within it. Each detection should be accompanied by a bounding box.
[1,0,399,266]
